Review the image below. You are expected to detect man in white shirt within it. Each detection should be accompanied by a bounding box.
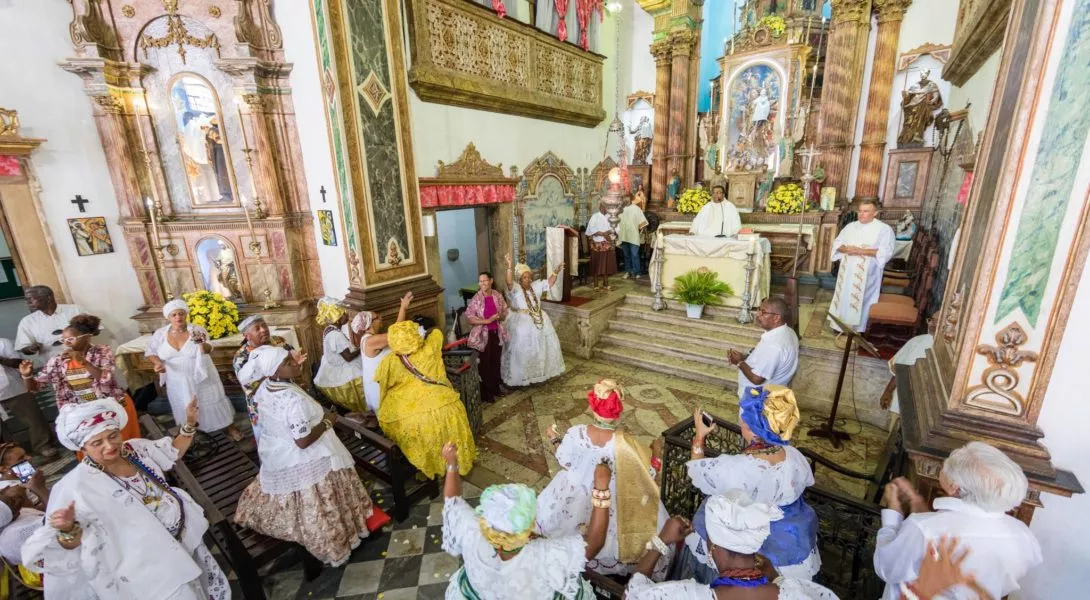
[727,297,799,398]
[0,339,56,457]
[585,201,618,291]
[689,185,742,238]
[15,286,84,366]
[875,442,1042,600]
[828,199,895,334]
[617,195,649,279]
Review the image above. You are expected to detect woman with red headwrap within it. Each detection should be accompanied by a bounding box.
[535,379,672,580]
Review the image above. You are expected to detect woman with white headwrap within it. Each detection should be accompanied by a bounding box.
[21,397,231,600]
[501,253,565,387]
[626,492,837,599]
[537,379,671,579]
[685,386,820,581]
[313,297,365,415]
[350,291,412,414]
[234,345,374,566]
[145,299,240,440]
[440,441,610,599]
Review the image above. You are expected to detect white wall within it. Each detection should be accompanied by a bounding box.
[623,0,656,102]
[0,1,143,343]
[436,208,480,312]
[948,48,1003,135]
[274,0,351,299]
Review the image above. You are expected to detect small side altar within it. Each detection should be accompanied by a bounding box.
[661,235,771,308]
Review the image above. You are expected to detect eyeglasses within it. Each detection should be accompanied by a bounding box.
[755,309,782,317]
[58,334,91,345]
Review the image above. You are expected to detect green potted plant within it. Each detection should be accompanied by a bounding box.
[671,268,734,319]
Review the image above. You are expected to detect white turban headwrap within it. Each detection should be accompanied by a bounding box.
[238,314,266,335]
[237,345,289,387]
[514,263,532,281]
[162,299,189,319]
[705,490,784,555]
[55,399,128,452]
[351,311,377,335]
[0,500,11,529]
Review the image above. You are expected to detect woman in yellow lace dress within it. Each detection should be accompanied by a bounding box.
[375,321,477,478]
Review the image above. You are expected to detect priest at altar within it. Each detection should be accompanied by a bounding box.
[689,186,742,238]
[828,199,896,333]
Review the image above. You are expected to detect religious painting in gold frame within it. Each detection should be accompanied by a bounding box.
[167,72,240,208]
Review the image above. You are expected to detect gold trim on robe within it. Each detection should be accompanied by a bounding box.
[613,429,660,563]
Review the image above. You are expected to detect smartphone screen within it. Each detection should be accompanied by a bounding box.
[701,411,715,428]
[11,460,35,484]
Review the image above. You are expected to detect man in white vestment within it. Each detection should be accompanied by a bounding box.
[15,286,84,365]
[689,185,742,238]
[728,298,799,398]
[828,199,895,333]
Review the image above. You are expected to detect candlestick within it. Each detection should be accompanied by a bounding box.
[237,106,251,150]
[240,194,256,236]
[146,197,160,245]
[808,17,827,101]
[803,16,811,46]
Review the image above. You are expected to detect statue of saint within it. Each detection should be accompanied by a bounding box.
[666,170,681,209]
[898,70,944,147]
[896,211,918,241]
[708,164,728,192]
[628,116,652,165]
[208,244,242,299]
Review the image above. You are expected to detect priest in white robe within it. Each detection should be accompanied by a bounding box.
[689,185,742,238]
[828,199,896,334]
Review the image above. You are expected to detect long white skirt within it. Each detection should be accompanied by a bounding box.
[164,355,236,433]
[501,311,565,387]
[165,544,231,600]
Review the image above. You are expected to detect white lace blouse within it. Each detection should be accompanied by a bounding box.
[625,573,840,600]
[686,445,814,503]
[442,497,588,599]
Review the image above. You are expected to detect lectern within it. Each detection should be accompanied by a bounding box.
[546,226,580,302]
[809,313,880,448]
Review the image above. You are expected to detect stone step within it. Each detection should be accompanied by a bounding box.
[613,303,763,341]
[594,342,738,388]
[623,292,748,320]
[602,322,753,355]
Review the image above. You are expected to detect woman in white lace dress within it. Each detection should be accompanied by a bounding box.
[440,441,610,599]
[626,492,837,600]
[22,398,231,600]
[536,380,670,579]
[234,346,373,566]
[686,386,820,582]
[501,254,565,387]
[145,299,240,440]
[313,298,365,415]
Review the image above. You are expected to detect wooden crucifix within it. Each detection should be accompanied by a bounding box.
[71,195,90,213]
[319,185,327,204]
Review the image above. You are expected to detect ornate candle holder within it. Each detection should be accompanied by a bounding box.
[737,249,756,324]
[651,230,667,311]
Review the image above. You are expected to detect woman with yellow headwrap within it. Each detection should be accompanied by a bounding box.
[374,321,476,478]
[440,442,609,599]
[536,379,672,580]
[686,385,820,582]
[501,253,565,387]
[314,297,366,415]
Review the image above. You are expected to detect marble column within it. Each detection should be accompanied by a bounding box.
[854,0,911,202]
[666,31,696,192]
[650,41,672,208]
[817,0,873,200]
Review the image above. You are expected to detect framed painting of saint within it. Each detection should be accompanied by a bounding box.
[318,210,338,246]
[68,217,114,256]
[169,73,240,208]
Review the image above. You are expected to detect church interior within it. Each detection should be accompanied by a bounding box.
[0,0,1088,598]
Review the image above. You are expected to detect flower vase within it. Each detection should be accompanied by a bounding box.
[685,303,705,319]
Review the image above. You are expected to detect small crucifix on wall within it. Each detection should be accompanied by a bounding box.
[71,195,90,213]
[319,185,327,204]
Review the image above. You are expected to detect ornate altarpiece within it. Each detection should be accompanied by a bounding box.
[59,0,324,353]
[898,0,1084,522]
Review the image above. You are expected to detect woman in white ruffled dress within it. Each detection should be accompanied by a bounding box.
[536,380,671,579]
[686,386,820,581]
[440,441,610,599]
[501,253,565,387]
[313,298,365,416]
[145,299,240,440]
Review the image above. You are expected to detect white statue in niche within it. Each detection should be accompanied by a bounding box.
[198,238,243,299]
[170,74,237,206]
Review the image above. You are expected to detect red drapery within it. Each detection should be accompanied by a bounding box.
[0,156,20,177]
[419,184,516,208]
[555,0,570,42]
[575,0,602,51]
[491,0,506,18]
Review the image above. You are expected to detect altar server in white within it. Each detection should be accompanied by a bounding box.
[828,199,895,333]
[23,398,231,600]
[689,185,742,238]
[146,299,240,439]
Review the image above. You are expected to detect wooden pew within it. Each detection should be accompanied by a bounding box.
[140,415,322,600]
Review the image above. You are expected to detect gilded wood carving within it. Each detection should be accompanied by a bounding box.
[965,322,1038,416]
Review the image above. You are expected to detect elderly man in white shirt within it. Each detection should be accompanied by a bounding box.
[727,297,799,399]
[875,441,1042,600]
[14,286,84,366]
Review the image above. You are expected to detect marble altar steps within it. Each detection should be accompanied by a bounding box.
[594,294,761,388]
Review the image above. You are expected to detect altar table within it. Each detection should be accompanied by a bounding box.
[114,326,302,391]
[662,234,772,308]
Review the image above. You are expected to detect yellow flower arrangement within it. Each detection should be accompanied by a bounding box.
[758,15,787,38]
[676,186,712,215]
[764,182,812,215]
[182,290,240,340]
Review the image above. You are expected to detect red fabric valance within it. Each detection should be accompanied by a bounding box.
[555,0,570,42]
[575,0,602,51]
[419,183,516,208]
[0,156,20,177]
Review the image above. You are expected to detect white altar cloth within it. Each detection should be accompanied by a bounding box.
[662,234,771,308]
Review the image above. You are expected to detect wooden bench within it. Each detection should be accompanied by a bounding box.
[140,415,322,600]
[1,559,42,600]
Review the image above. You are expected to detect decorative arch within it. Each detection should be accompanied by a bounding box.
[516,152,576,269]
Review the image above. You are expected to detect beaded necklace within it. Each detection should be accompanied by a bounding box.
[521,284,545,329]
[85,444,186,540]
[592,417,617,431]
[710,556,768,588]
[742,438,782,456]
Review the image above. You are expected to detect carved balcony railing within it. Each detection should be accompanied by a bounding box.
[404,0,607,127]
